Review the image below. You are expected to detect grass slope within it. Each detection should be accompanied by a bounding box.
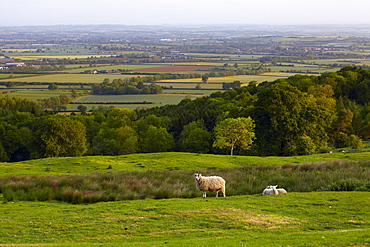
[1,152,370,246]
[0,192,369,246]
[2,152,370,176]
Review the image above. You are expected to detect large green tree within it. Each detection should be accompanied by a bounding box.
[30,116,87,158]
[253,83,334,155]
[139,126,174,153]
[213,117,255,155]
[179,121,212,153]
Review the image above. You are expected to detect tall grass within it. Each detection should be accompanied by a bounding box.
[1,160,369,203]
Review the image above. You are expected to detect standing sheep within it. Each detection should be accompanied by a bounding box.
[194,173,226,198]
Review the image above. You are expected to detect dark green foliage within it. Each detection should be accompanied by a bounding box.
[48,83,58,90]
[178,121,212,153]
[252,83,333,155]
[4,66,370,159]
[326,178,370,191]
[0,95,44,117]
[29,116,87,158]
[139,126,174,152]
[92,79,163,95]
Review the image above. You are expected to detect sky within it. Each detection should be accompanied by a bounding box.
[3,0,370,26]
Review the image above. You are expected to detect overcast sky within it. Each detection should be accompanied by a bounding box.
[3,0,370,26]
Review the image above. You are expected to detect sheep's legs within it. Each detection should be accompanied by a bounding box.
[202,191,207,198]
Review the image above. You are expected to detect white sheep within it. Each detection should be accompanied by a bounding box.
[262,185,278,195]
[194,173,226,198]
[262,185,287,195]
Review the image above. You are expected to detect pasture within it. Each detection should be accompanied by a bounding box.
[0,192,368,246]
[7,54,113,60]
[2,151,370,177]
[62,64,170,73]
[0,89,73,100]
[0,74,34,79]
[68,94,203,110]
[0,152,369,246]
[1,74,135,84]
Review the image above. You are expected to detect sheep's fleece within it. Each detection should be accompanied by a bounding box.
[195,173,226,198]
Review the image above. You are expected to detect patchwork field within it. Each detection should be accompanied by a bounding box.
[68,93,205,110]
[158,72,297,84]
[0,89,74,100]
[0,74,134,84]
[131,65,216,73]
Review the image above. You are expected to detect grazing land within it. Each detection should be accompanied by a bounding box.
[69,94,203,110]
[1,24,370,246]
[0,192,369,246]
[0,152,369,246]
[2,151,370,176]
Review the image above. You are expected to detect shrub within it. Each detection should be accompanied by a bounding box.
[326,178,370,191]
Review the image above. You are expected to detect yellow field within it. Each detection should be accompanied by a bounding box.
[155,82,223,89]
[1,49,38,52]
[158,73,295,84]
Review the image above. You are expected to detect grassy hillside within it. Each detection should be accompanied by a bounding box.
[0,192,369,246]
[0,152,369,246]
[2,151,370,176]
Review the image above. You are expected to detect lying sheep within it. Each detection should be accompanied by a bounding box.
[194,173,226,198]
[262,185,287,195]
[276,186,287,194]
[262,185,278,195]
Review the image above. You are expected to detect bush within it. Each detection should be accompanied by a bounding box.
[326,178,370,191]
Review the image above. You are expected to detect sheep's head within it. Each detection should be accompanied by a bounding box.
[270,185,278,190]
[195,174,202,181]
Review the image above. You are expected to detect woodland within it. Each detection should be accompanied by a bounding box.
[1,65,370,162]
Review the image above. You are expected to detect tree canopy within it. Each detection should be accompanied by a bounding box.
[213,117,255,155]
[3,66,370,161]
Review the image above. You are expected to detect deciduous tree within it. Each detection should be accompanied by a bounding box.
[179,121,212,153]
[30,116,87,158]
[213,117,255,155]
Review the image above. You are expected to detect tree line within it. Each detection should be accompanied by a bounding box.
[91,78,163,95]
[1,66,370,162]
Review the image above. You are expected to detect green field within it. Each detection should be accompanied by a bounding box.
[185,53,264,60]
[0,152,369,246]
[0,74,34,79]
[0,89,74,100]
[0,192,368,246]
[68,93,204,110]
[2,151,370,177]
[7,54,113,60]
[1,74,134,84]
[62,64,169,73]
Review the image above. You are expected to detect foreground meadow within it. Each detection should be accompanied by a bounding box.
[0,152,369,246]
[0,192,369,246]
